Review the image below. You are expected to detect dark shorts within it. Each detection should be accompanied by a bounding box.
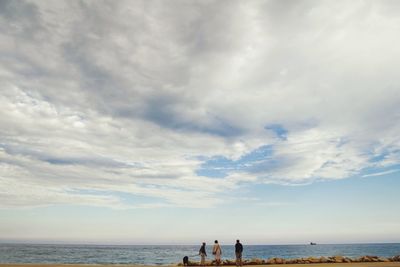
[235,252,242,259]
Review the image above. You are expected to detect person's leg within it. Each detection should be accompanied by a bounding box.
[237,253,242,267]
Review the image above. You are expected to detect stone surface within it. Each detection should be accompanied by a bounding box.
[177,254,400,265]
[391,256,400,262]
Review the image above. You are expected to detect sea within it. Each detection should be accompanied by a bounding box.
[0,243,399,265]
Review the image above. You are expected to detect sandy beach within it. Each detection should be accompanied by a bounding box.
[1,263,400,267]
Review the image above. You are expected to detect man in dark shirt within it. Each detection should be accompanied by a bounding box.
[235,239,243,267]
[199,242,207,267]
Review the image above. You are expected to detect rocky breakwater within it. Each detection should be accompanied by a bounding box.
[177,255,400,266]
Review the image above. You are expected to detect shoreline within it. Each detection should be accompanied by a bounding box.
[1,263,400,267]
[179,255,400,266]
[1,255,399,267]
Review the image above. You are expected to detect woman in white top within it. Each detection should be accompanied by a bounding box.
[212,240,222,266]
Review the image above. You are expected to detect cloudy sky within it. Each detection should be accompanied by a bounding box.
[1,0,400,244]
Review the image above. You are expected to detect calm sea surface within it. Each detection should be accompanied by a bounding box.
[0,243,399,265]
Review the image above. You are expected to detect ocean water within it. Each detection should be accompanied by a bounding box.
[0,243,399,265]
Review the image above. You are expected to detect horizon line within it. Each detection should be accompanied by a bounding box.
[1,241,399,246]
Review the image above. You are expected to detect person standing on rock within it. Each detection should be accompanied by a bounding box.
[199,242,207,267]
[212,240,222,266]
[235,239,243,267]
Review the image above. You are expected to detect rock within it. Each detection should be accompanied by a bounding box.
[284,259,295,264]
[362,255,378,262]
[266,257,285,264]
[266,258,275,264]
[222,260,235,265]
[245,259,264,265]
[379,257,390,262]
[357,255,381,262]
[360,256,371,262]
[318,257,328,263]
[307,257,320,263]
[327,257,335,263]
[299,258,308,264]
[178,255,398,266]
[247,259,264,265]
[276,258,285,264]
[252,258,264,265]
[343,257,352,263]
[355,256,364,262]
[390,255,400,262]
[332,255,345,263]
[266,258,274,264]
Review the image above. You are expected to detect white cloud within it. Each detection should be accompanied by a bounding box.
[363,169,400,178]
[0,0,400,209]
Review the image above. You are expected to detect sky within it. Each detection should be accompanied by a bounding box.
[0,0,400,245]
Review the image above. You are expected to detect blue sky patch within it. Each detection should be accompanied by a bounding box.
[265,124,288,140]
[196,145,273,178]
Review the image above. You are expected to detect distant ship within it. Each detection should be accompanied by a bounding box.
[310,242,317,245]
